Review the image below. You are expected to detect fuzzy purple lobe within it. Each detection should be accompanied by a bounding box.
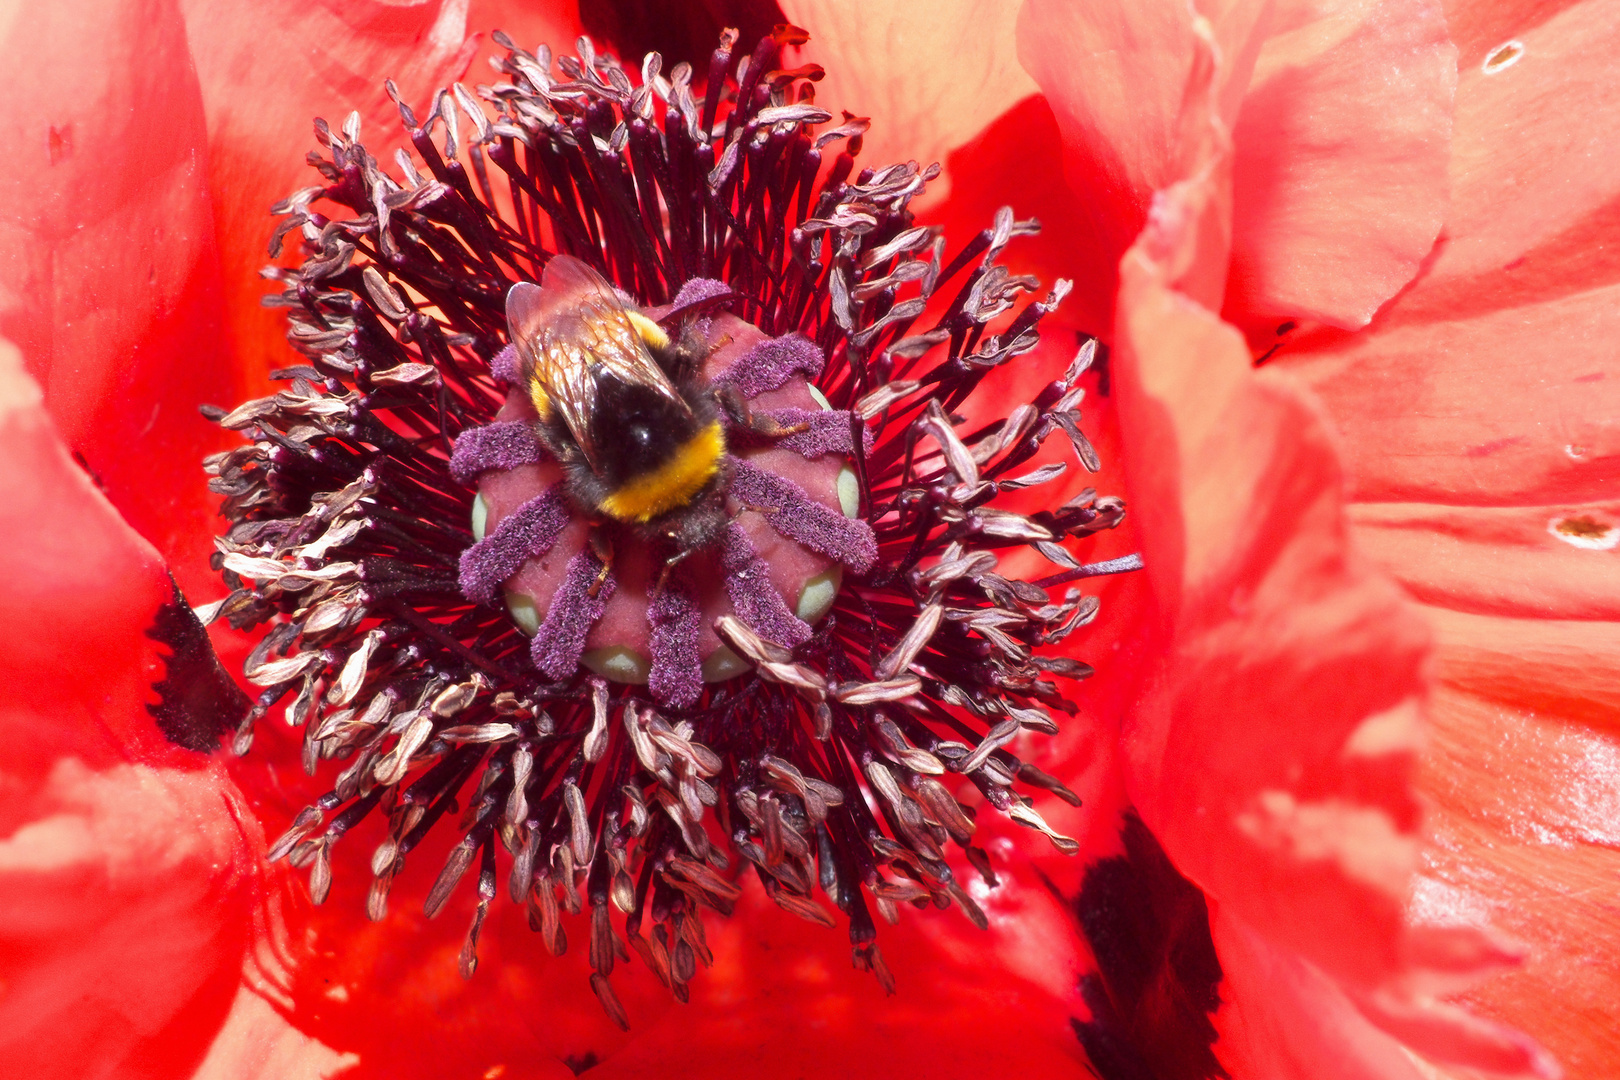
[648,574,704,708]
[491,343,521,385]
[458,484,570,603]
[532,550,616,680]
[669,277,733,308]
[449,421,546,484]
[761,408,872,459]
[729,458,877,574]
[715,333,825,399]
[721,525,813,648]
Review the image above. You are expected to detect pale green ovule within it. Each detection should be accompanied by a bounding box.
[837,465,860,518]
[701,645,749,682]
[583,646,652,683]
[505,591,540,636]
[471,493,489,541]
[807,385,860,517]
[797,567,842,623]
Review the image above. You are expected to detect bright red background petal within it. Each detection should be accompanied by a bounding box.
[0,0,237,600]
[179,0,584,390]
[0,341,259,1079]
[1273,2,1620,1071]
[1225,0,1455,330]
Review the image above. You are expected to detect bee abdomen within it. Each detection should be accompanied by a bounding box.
[597,421,726,523]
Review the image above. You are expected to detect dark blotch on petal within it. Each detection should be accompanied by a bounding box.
[146,575,250,752]
[1072,813,1227,1080]
[458,485,570,604]
[449,420,545,485]
[532,550,615,680]
[581,0,786,97]
[731,457,876,574]
[561,1051,601,1077]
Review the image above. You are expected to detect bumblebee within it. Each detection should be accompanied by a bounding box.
[505,256,737,566]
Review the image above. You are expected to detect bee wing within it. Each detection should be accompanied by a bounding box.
[505,256,684,471]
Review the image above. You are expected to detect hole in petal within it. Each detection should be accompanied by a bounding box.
[1549,515,1619,550]
[1482,40,1524,74]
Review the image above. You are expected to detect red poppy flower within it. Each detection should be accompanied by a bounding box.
[0,0,1611,1078]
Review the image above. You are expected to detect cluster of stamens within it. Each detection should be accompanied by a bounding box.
[202,25,1134,1024]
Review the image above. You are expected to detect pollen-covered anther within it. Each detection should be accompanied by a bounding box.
[210,25,1140,1023]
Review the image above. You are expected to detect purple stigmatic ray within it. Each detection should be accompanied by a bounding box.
[449,421,545,485]
[491,343,521,385]
[648,574,703,709]
[730,458,877,574]
[759,408,872,459]
[532,550,615,680]
[715,333,825,399]
[458,485,570,603]
[721,525,813,648]
[670,277,731,308]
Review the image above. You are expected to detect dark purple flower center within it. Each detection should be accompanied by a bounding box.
[202,25,1137,1024]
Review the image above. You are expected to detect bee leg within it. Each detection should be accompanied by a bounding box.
[651,545,698,601]
[660,324,727,382]
[587,529,614,599]
[715,383,809,439]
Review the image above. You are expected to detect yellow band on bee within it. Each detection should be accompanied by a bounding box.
[625,309,671,352]
[599,421,725,522]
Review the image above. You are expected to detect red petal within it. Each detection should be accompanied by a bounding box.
[1211,906,1426,1080]
[922,93,1118,335]
[1013,0,1451,337]
[180,0,584,386]
[1443,0,1582,68]
[1013,0,1268,331]
[0,342,258,1078]
[1018,0,1267,255]
[1398,0,1620,322]
[228,769,1093,1078]
[1231,1,1620,1068]
[586,880,1087,1078]
[1109,40,1552,1069]
[1348,501,1620,619]
[1225,0,1456,330]
[1114,164,1430,993]
[0,0,239,599]
[191,985,357,1080]
[1284,291,1620,506]
[784,0,1037,209]
[0,758,257,1080]
[1413,607,1620,1076]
